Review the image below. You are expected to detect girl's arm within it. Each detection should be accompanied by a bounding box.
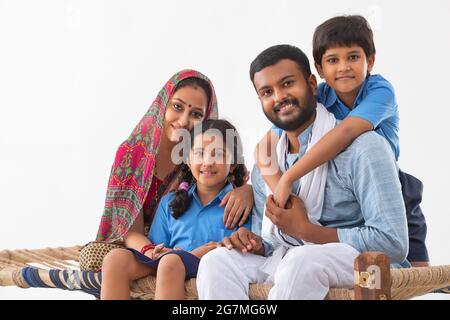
[254,129,283,192]
[190,241,222,259]
[275,116,372,207]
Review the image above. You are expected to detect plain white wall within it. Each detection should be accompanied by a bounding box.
[1,0,449,299]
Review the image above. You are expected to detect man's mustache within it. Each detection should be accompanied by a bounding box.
[273,98,300,112]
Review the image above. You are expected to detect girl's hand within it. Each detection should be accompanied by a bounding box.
[144,243,172,260]
[190,241,223,259]
[273,175,293,208]
[220,184,254,229]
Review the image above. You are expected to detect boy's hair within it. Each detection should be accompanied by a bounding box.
[313,15,376,66]
[169,119,247,219]
[249,44,312,83]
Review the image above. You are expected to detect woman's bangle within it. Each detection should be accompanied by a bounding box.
[140,243,156,255]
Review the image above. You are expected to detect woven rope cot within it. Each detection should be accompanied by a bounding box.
[1,245,449,300]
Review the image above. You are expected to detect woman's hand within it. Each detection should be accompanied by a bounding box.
[190,241,223,259]
[220,184,254,229]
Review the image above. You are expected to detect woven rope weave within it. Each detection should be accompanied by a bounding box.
[1,246,449,300]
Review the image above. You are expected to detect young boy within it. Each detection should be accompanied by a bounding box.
[255,15,429,266]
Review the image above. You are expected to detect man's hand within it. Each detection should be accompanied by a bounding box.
[222,227,264,256]
[220,184,254,229]
[265,194,310,239]
[265,194,339,244]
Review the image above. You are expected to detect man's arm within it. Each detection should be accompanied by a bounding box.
[336,134,408,264]
[265,194,339,244]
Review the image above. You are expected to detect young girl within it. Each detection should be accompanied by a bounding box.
[100,119,251,299]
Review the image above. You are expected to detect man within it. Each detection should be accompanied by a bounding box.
[196,45,409,299]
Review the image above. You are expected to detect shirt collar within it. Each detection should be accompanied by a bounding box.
[285,121,314,156]
[189,181,234,206]
[322,74,370,110]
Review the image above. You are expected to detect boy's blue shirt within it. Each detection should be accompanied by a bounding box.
[148,182,251,252]
[272,74,400,160]
[317,74,400,160]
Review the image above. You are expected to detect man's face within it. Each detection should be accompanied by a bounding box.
[253,59,317,131]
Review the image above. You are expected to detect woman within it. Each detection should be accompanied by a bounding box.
[96,69,253,256]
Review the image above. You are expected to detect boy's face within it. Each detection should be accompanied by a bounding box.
[315,45,375,103]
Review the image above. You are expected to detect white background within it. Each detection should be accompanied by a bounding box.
[1,0,449,299]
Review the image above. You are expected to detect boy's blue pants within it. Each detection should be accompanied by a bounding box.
[399,170,429,262]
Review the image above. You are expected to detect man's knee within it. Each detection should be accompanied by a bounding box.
[199,248,235,274]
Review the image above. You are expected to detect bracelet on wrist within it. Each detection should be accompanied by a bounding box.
[140,243,156,255]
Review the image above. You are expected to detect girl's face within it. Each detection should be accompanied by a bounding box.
[188,133,233,190]
[163,85,208,143]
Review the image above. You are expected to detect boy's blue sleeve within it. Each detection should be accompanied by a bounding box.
[349,77,398,129]
[148,194,172,247]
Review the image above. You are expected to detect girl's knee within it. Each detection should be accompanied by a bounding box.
[158,254,185,275]
[102,248,134,271]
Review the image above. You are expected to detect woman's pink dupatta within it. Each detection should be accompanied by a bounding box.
[96,70,218,242]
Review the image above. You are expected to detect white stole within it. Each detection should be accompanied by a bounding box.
[260,103,336,281]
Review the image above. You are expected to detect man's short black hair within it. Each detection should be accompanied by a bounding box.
[249,44,312,82]
[313,15,376,66]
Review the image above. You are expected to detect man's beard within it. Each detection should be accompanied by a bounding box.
[263,88,316,131]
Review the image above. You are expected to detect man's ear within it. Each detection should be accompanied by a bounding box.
[315,62,325,78]
[308,74,318,97]
[367,54,376,73]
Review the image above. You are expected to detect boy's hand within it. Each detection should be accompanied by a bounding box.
[222,227,264,255]
[273,175,294,208]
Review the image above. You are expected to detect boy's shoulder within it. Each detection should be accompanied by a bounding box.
[364,74,395,92]
[317,73,396,108]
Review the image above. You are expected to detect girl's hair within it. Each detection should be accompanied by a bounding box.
[169,119,247,219]
[175,77,212,107]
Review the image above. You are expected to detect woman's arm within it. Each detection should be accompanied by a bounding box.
[123,211,152,251]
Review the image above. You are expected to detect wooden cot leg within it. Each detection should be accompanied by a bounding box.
[354,252,391,300]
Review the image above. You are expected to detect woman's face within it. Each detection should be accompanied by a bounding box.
[188,133,233,190]
[163,85,208,143]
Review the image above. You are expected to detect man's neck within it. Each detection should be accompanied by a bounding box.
[285,111,316,153]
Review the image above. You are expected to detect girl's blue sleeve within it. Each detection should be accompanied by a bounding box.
[148,194,172,247]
